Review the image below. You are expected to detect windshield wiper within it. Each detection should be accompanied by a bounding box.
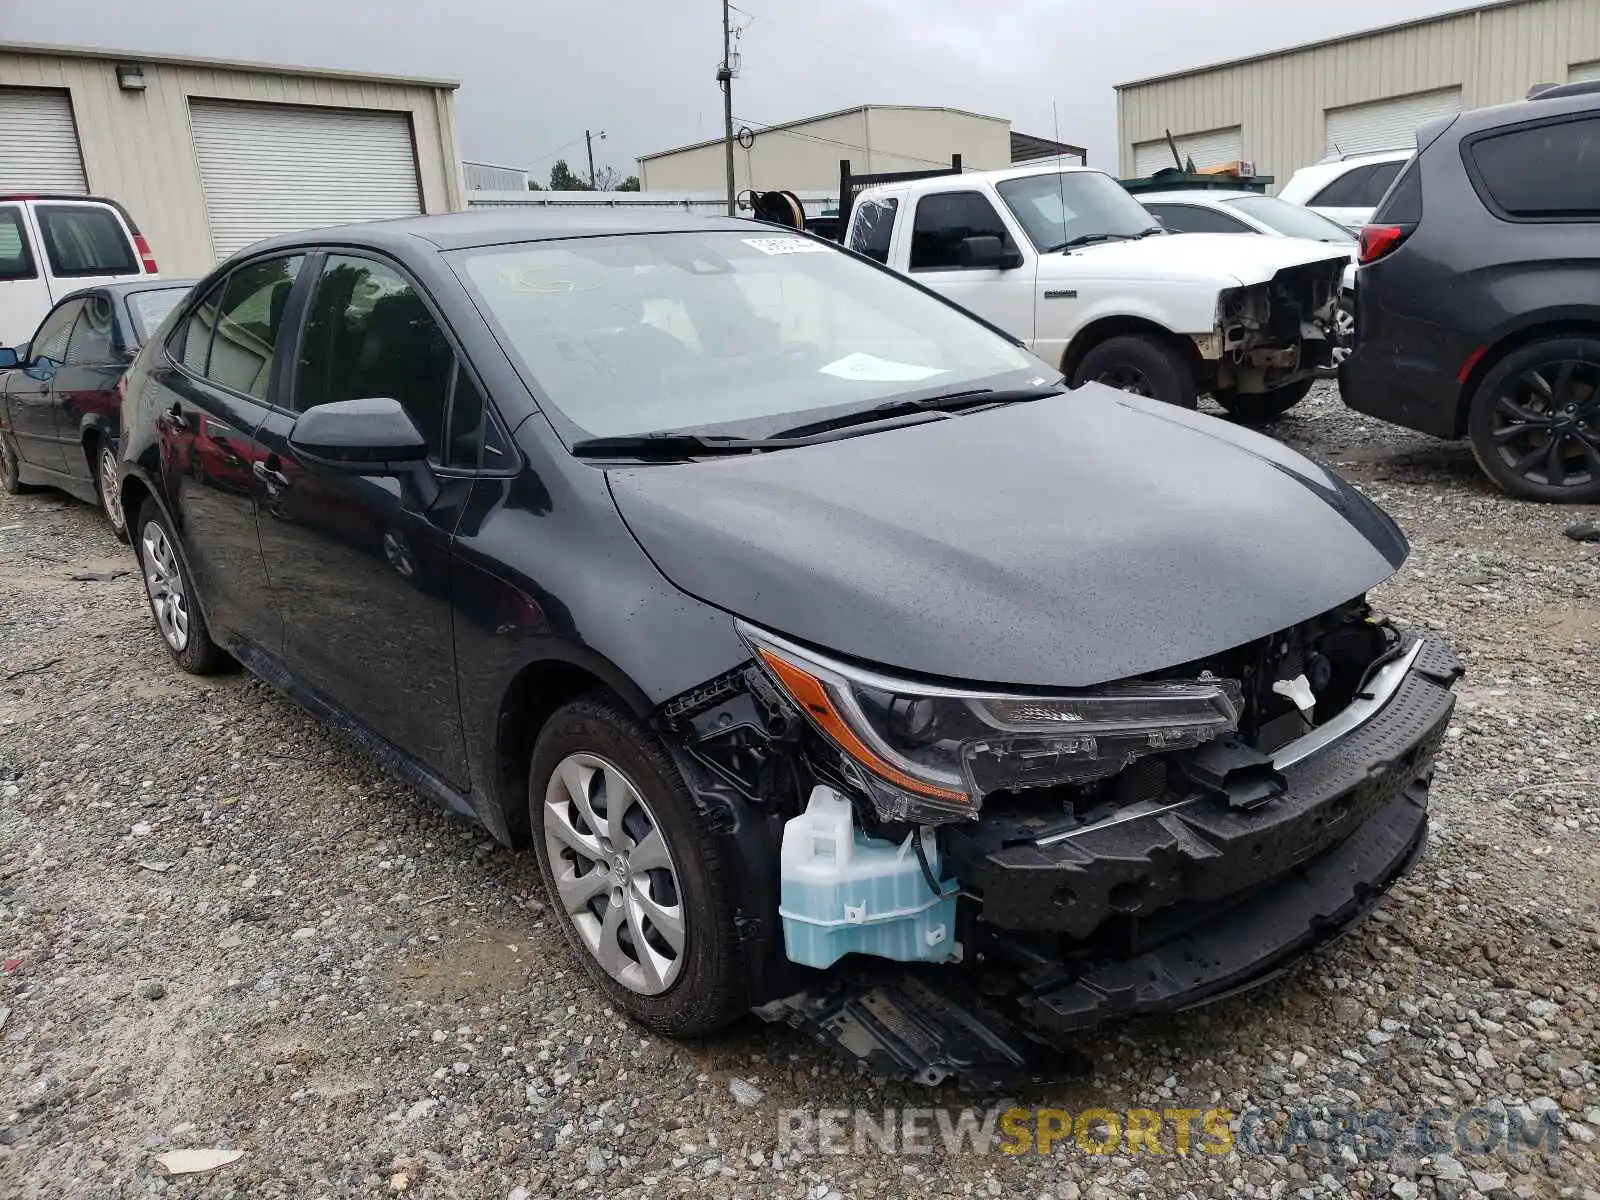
[1133,225,1164,238]
[766,385,1064,441]
[570,432,778,460]
[1044,232,1137,253]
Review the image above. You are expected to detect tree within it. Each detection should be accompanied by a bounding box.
[526,179,543,191]
[616,175,641,192]
[548,159,591,191]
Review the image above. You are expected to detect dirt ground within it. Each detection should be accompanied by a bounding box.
[2,384,1598,1199]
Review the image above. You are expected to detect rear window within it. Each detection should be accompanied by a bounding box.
[35,205,138,278]
[1372,158,1424,224]
[0,206,36,282]
[847,199,898,264]
[126,287,190,344]
[1467,116,1600,219]
[1310,161,1405,209]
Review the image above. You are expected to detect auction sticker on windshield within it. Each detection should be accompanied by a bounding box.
[819,352,947,383]
[742,236,831,256]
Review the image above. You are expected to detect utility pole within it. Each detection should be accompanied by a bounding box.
[717,0,735,215]
[585,129,605,189]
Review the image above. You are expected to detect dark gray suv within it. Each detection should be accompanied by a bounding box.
[1339,86,1600,502]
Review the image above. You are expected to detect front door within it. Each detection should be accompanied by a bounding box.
[904,189,1037,344]
[152,254,305,648]
[253,251,471,788]
[2,297,81,471]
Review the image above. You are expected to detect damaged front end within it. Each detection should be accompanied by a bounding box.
[656,601,1460,1088]
[1198,259,1346,394]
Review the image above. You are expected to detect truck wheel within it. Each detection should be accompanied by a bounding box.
[1213,379,1314,425]
[1072,336,1197,409]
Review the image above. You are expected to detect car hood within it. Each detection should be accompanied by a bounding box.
[606,387,1407,689]
[1047,233,1349,287]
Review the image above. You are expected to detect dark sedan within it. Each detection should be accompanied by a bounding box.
[0,279,195,533]
[115,212,1459,1086]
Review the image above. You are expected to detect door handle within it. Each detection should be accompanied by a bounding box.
[252,459,290,489]
[157,403,188,432]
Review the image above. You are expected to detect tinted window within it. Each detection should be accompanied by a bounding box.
[1469,117,1600,218]
[848,199,898,264]
[1309,165,1377,208]
[207,256,304,400]
[35,205,137,277]
[0,207,36,282]
[1224,195,1356,242]
[1363,160,1405,204]
[1373,159,1424,224]
[174,281,225,376]
[30,301,84,364]
[65,294,117,365]
[444,365,487,470]
[1146,204,1253,234]
[126,287,190,345]
[295,255,455,458]
[910,191,1016,270]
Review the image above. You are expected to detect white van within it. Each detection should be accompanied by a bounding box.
[0,195,160,350]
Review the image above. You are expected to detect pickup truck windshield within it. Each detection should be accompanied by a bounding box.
[460,231,1038,440]
[996,172,1159,251]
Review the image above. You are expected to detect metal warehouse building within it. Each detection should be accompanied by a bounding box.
[638,104,1085,196]
[0,41,466,277]
[1117,0,1600,184]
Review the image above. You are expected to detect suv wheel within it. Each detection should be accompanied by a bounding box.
[134,501,230,674]
[529,696,747,1037]
[1213,379,1315,425]
[1467,338,1600,502]
[1072,335,1197,409]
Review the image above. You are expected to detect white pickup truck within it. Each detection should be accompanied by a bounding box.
[844,165,1350,423]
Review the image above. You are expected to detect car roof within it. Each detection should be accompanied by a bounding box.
[1440,87,1600,138]
[234,208,762,258]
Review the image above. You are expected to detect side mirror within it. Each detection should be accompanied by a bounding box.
[957,235,1025,271]
[288,397,428,474]
[0,347,17,369]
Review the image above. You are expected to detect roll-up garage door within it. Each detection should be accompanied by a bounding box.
[0,88,87,193]
[189,99,422,260]
[1324,89,1461,157]
[1570,61,1600,84]
[1132,126,1243,176]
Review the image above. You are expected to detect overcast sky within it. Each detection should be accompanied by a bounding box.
[11,0,1471,181]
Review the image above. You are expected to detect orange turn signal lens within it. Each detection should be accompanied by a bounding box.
[756,647,969,804]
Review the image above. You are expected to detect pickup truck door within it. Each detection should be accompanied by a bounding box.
[898,189,1036,344]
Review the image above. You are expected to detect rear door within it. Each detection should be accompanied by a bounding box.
[253,250,473,787]
[48,291,127,483]
[2,297,81,471]
[903,189,1037,343]
[0,203,51,348]
[27,200,145,305]
[154,254,306,648]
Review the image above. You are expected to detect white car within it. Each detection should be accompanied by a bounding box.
[846,164,1348,423]
[1276,149,1413,232]
[1135,188,1358,352]
[0,194,160,350]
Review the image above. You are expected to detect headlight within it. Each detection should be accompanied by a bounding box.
[740,623,1244,824]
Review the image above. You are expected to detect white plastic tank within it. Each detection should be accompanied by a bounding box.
[778,785,960,970]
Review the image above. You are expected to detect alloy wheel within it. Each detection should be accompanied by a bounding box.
[140,520,191,651]
[1095,364,1155,398]
[1488,359,1600,491]
[0,435,15,487]
[543,752,685,996]
[99,446,124,531]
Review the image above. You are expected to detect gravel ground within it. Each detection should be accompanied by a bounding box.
[3,383,1599,1200]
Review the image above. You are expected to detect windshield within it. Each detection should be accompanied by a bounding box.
[458,232,1040,440]
[995,171,1159,250]
[1224,195,1355,243]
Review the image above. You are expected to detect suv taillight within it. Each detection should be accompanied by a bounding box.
[1357,223,1412,265]
[133,233,158,273]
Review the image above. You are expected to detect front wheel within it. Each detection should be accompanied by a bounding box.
[1071,335,1198,409]
[1213,379,1315,425]
[1467,337,1600,502]
[529,695,748,1037]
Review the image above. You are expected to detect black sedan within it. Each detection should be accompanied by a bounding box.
[0,279,195,534]
[115,211,1459,1085]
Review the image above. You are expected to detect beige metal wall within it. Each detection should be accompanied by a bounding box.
[0,47,465,277]
[639,107,1010,195]
[1117,0,1600,184]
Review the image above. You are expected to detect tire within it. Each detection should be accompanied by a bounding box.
[1467,336,1600,503]
[1213,379,1315,425]
[92,437,128,541]
[133,500,230,674]
[529,695,747,1038]
[1071,335,1197,409]
[0,431,32,495]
